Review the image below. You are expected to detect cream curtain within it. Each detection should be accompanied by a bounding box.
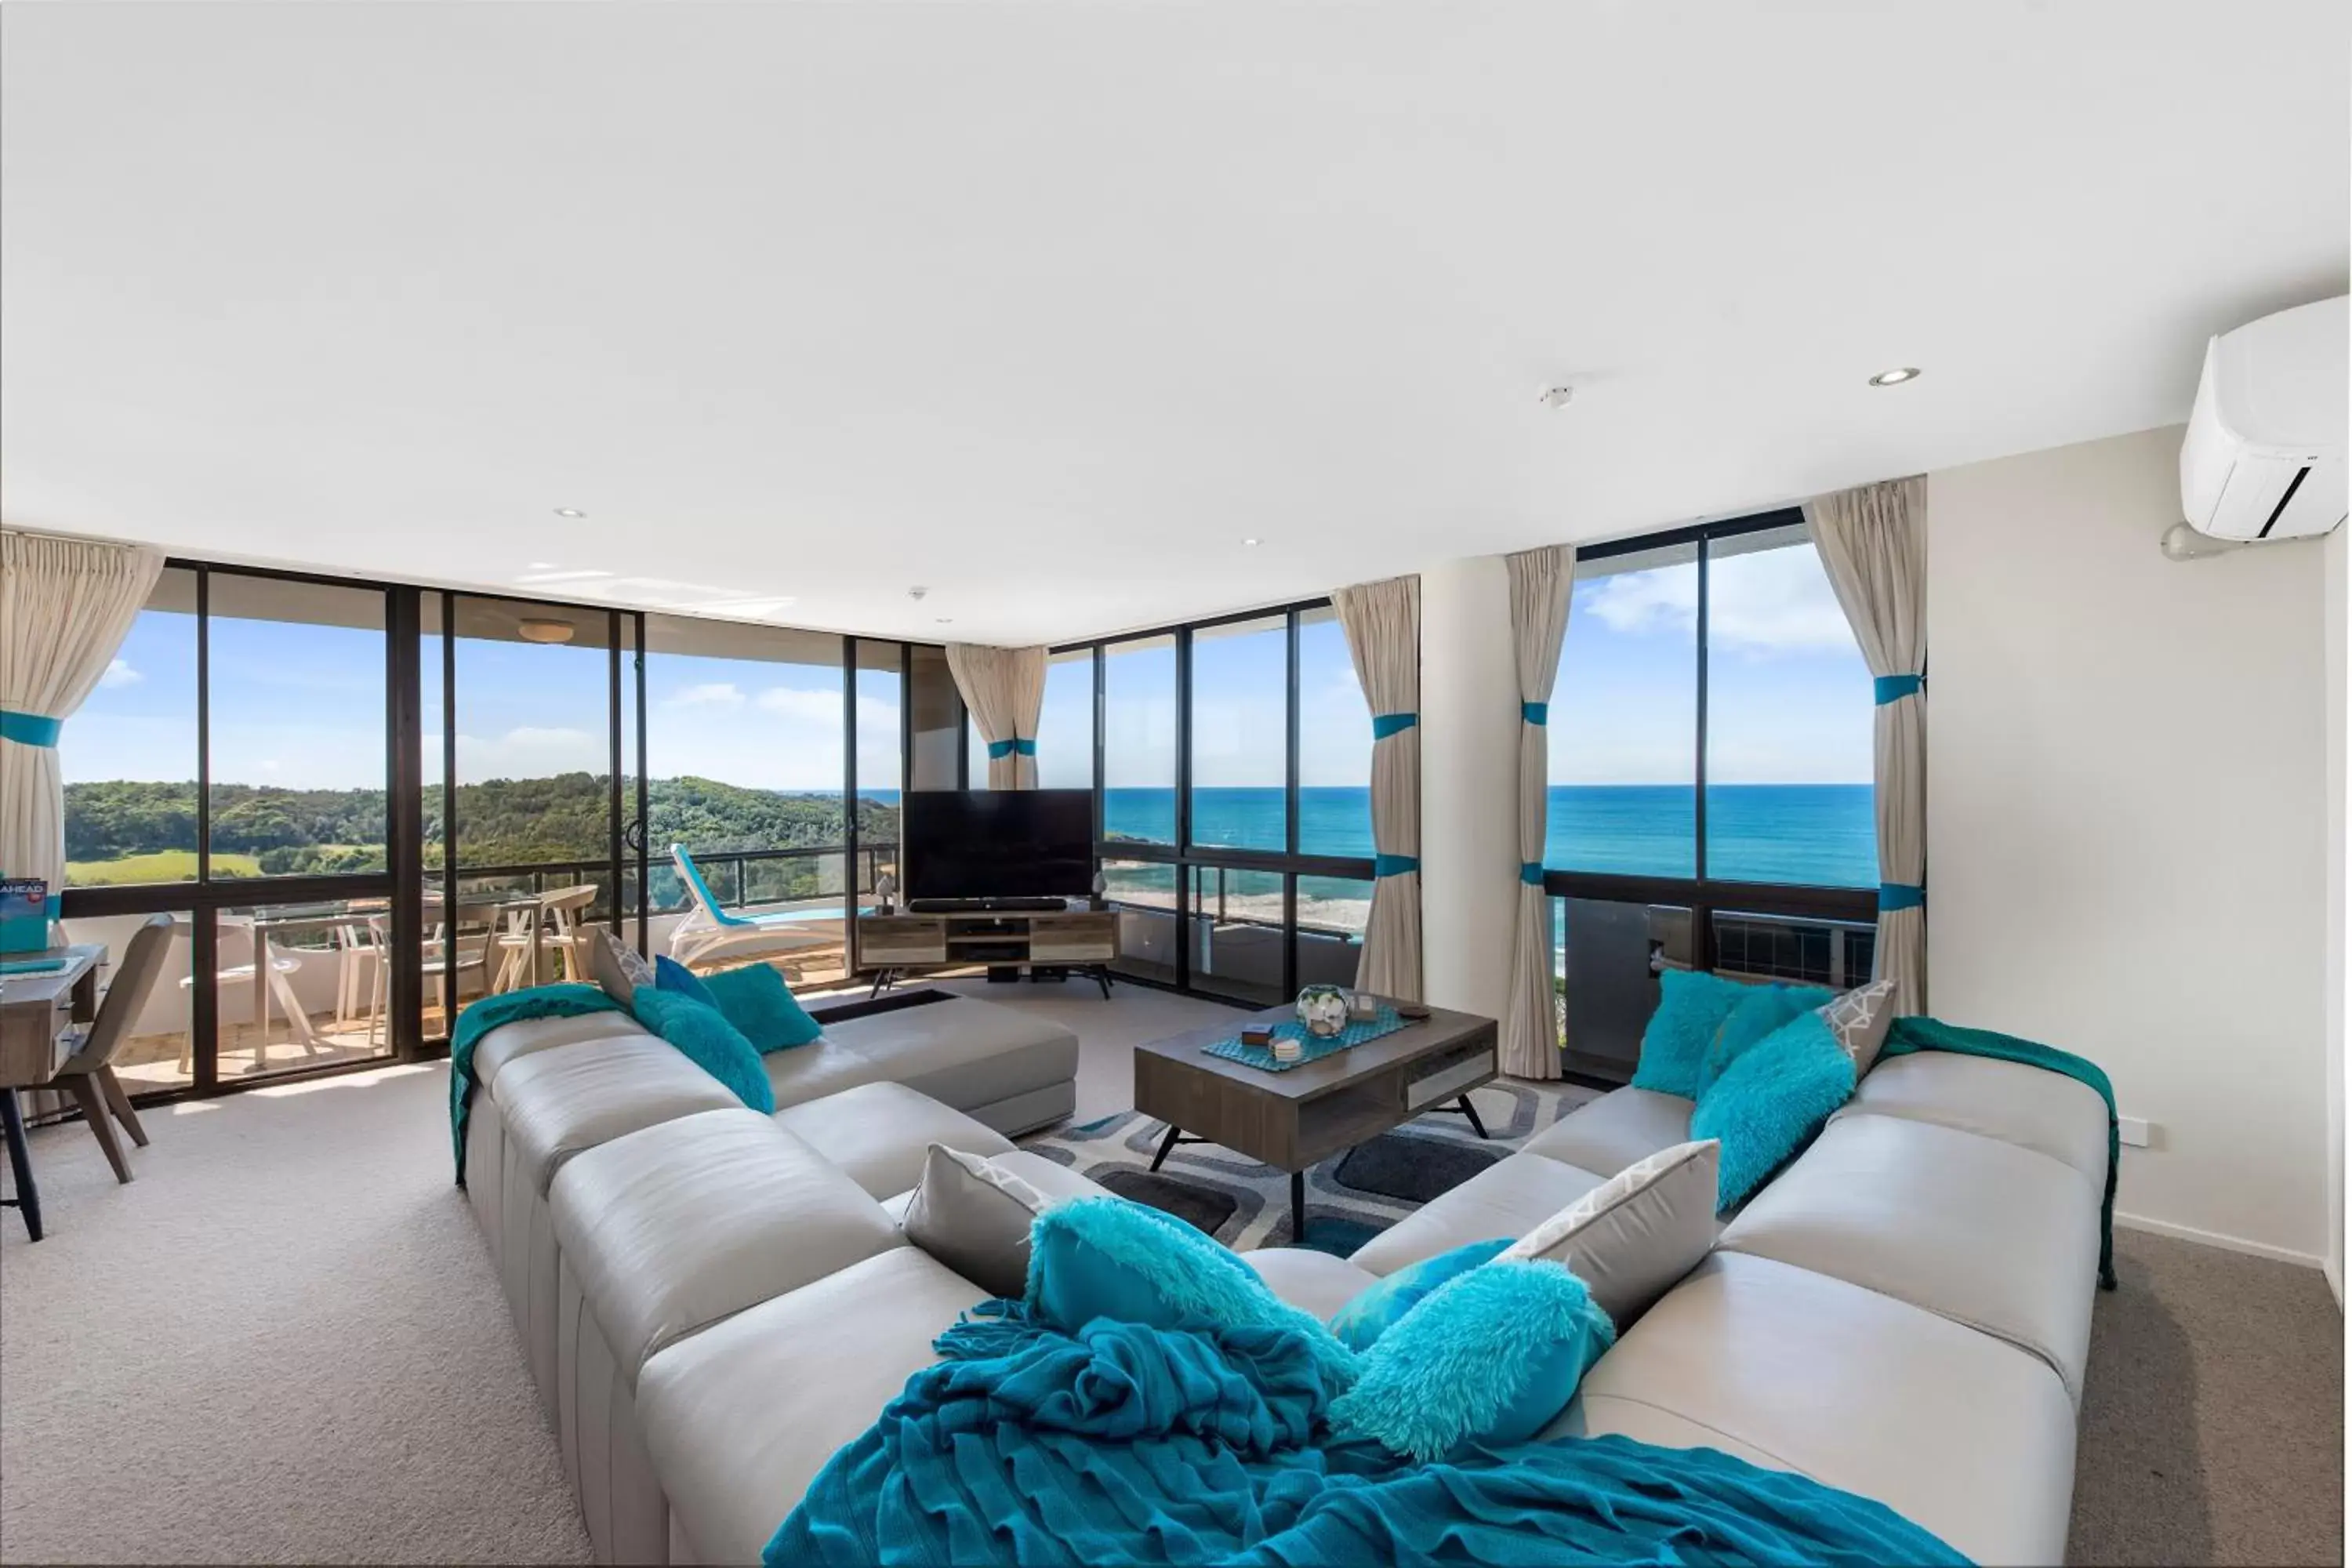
[1334,575,1422,1002]
[1502,546,1574,1077]
[945,644,1047,789]
[1,531,166,948]
[1803,477,1928,1014]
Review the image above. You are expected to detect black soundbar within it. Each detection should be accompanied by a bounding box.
[906,896,1073,913]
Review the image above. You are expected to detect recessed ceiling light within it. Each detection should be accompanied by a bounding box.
[1242,538,1261,547]
[935,617,953,625]
[517,617,575,644]
[1867,367,1922,387]
[554,506,586,517]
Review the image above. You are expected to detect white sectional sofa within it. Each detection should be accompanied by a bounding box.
[459,997,2107,1567]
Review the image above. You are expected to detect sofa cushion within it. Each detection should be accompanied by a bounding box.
[771,1081,1014,1199]
[700,961,822,1052]
[1630,969,1752,1097]
[1522,1088,1695,1178]
[1690,1011,1857,1210]
[1696,985,1830,1100]
[638,1247,983,1566]
[1348,1152,1606,1277]
[584,928,655,1012]
[495,1033,742,1198]
[1329,1238,1513,1352]
[901,1145,1054,1300]
[1842,1051,2111,1188]
[811,997,1080,1116]
[1241,1247,1384,1323]
[1331,1261,1613,1462]
[1817,977,1900,1076]
[1501,1139,1719,1329]
[1717,1112,2100,1401]
[1549,1253,2077,1568]
[633,985,775,1113]
[471,1011,649,1097]
[550,1109,901,1385]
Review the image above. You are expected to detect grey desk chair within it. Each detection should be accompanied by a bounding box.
[54,914,175,1184]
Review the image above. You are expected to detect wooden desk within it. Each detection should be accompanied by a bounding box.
[0,944,105,1242]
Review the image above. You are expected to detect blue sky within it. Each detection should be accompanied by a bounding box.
[65,539,1867,793]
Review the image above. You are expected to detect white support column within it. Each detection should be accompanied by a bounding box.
[1418,555,1522,1024]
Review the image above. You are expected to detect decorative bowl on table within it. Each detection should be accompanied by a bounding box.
[1295,984,1351,1040]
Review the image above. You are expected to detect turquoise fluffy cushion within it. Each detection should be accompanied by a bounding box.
[697,963,822,1053]
[1329,1261,1616,1462]
[1631,969,1753,1098]
[653,954,717,1007]
[1690,1009,1857,1210]
[1027,1198,1359,1392]
[630,985,775,1114]
[1694,982,1834,1100]
[1330,1238,1512,1352]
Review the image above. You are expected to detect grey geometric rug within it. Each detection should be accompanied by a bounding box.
[1019,1076,1599,1257]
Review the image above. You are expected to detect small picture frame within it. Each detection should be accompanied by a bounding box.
[1240,1024,1276,1048]
[1348,990,1381,1022]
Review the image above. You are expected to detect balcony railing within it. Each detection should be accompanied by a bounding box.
[434,843,898,921]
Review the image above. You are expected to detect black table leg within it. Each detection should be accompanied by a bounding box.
[1149,1123,1183,1172]
[1,1088,42,1242]
[1458,1094,1490,1140]
[1290,1171,1307,1242]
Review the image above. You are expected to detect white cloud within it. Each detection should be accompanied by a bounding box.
[667,682,746,710]
[1580,550,1855,659]
[99,658,141,689]
[754,687,844,724]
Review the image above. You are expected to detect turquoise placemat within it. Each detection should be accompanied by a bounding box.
[0,957,70,976]
[1200,1006,1406,1073]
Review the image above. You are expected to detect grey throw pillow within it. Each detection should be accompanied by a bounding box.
[1499,1139,1719,1328]
[1817,977,1899,1077]
[586,928,655,1011]
[901,1144,1053,1300]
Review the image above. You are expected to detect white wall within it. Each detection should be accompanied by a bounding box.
[2325,521,2346,1300]
[1929,425,2330,1262]
[1419,557,1520,1020]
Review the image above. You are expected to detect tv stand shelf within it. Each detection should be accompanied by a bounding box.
[858,905,1117,1000]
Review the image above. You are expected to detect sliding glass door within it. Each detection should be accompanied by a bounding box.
[421,595,642,1043]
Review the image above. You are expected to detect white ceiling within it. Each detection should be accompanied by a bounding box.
[4,2,2346,645]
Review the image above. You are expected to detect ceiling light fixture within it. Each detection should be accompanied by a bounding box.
[1242,538,1261,547]
[935,618,953,625]
[554,506,586,517]
[517,617,576,644]
[1867,367,1922,387]
[1537,385,1577,408]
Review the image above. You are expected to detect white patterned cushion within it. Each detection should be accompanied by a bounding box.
[900,1145,1053,1300]
[586,927,656,1010]
[1500,1139,1719,1329]
[1817,978,1899,1076]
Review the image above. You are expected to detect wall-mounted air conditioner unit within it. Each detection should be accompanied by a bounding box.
[2177,295,2347,543]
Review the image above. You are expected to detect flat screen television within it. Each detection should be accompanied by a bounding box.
[901,789,1095,902]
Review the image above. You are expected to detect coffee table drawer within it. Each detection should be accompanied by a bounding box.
[1404,1041,1497,1112]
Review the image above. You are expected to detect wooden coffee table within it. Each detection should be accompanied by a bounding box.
[1132,1000,1500,1240]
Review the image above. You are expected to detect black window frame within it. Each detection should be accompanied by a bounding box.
[1056,595,1376,1007]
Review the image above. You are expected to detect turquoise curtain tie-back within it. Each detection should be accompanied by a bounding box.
[1874,674,1923,705]
[0,710,61,747]
[1519,862,1544,886]
[1879,882,1926,911]
[1374,853,1419,878]
[1521,701,1548,726]
[985,737,1037,758]
[1371,712,1417,740]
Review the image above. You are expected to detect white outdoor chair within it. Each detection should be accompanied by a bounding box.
[177,915,319,1075]
[666,845,840,972]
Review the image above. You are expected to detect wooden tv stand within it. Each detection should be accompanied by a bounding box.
[857,903,1118,1000]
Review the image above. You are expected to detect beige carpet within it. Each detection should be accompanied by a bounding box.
[1,981,2341,1564]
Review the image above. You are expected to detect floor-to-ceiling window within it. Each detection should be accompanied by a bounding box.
[1063,603,1375,1006]
[53,554,942,1103]
[1544,510,1878,1080]
[58,567,398,1094]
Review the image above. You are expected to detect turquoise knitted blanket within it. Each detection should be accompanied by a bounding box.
[768,1303,1965,1566]
[447,984,619,1185]
[1881,1014,2121,1290]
